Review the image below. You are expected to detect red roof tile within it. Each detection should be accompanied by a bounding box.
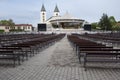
[15,24,33,26]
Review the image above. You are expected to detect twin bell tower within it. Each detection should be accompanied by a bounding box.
[40,4,60,23]
[38,4,60,31]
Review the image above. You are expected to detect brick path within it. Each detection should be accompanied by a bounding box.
[0,35,120,80]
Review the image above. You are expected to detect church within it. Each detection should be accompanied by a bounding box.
[38,4,85,31]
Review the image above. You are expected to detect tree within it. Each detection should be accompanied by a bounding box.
[109,16,117,31]
[0,20,9,26]
[112,22,120,31]
[109,16,116,26]
[0,19,15,29]
[8,19,15,29]
[108,16,120,31]
[91,22,100,30]
[98,13,112,31]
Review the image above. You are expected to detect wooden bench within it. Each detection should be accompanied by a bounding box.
[0,47,28,61]
[76,45,113,56]
[0,34,65,67]
[0,50,21,67]
[83,52,120,71]
[77,47,113,62]
[68,35,120,71]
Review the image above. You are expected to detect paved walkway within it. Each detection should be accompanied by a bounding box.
[0,35,120,80]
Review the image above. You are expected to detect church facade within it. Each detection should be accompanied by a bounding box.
[40,4,84,31]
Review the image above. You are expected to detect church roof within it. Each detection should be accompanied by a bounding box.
[46,11,84,23]
[47,12,84,23]
[49,12,80,21]
[60,12,79,20]
[41,4,46,11]
[54,5,59,12]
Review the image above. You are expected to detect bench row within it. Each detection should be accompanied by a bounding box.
[68,34,120,71]
[0,34,65,67]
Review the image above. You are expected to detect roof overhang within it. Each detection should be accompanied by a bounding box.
[50,19,84,23]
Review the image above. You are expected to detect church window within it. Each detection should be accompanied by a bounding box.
[43,19,45,22]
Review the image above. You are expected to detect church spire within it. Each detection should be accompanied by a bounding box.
[54,5,59,12]
[53,5,60,16]
[41,4,46,12]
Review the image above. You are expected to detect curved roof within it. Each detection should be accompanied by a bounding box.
[48,12,84,23]
[60,12,79,20]
[46,16,61,22]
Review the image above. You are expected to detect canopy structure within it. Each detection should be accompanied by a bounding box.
[47,12,84,29]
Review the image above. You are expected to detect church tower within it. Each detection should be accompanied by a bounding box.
[54,5,60,16]
[41,4,46,23]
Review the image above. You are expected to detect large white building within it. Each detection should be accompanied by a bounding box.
[40,4,84,31]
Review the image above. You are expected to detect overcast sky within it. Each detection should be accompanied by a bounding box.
[0,0,120,27]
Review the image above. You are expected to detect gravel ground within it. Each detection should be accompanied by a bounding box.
[47,35,80,67]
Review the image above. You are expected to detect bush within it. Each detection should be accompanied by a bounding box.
[9,29,23,32]
[0,30,4,33]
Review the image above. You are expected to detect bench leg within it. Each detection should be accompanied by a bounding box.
[13,59,16,67]
[83,54,87,71]
[78,53,81,63]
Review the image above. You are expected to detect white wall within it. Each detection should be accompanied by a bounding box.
[40,11,46,23]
